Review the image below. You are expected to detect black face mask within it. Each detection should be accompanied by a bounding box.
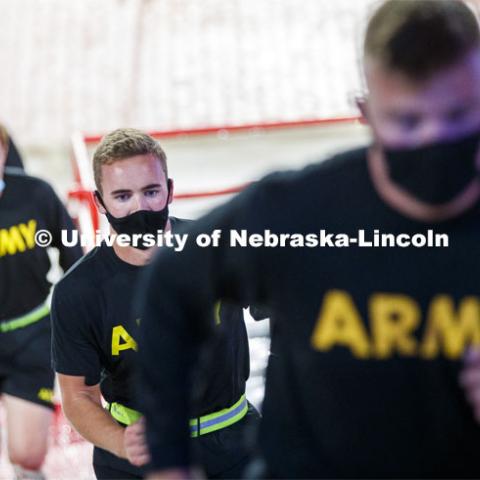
[383,130,480,204]
[95,180,171,250]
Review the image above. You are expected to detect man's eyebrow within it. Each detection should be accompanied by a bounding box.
[109,184,161,196]
[142,184,162,190]
[386,108,421,117]
[110,189,132,196]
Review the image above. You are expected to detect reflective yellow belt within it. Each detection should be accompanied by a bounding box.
[0,302,50,333]
[189,394,248,437]
[107,394,248,438]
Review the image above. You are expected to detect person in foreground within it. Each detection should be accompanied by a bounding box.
[137,1,480,478]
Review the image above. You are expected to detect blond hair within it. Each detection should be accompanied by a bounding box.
[93,128,168,192]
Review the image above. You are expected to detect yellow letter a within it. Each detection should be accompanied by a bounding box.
[111,325,138,356]
[311,290,370,358]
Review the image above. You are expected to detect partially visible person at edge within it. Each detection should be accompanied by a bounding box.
[0,123,25,170]
[136,1,480,478]
[51,128,262,479]
[0,123,83,479]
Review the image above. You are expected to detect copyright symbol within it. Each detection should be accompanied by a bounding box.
[35,229,53,247]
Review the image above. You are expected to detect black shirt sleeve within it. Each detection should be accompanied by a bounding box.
[51,280,103,385]
[136,179,276,471]
[40,181,83,271]
[249,304,271,321]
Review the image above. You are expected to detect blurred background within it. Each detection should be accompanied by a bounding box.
[0,0,374,146]
[0,0,374,195]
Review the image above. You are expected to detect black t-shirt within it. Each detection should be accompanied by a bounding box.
[137,147,480,478]
[52,240,142,395]
[0,171,82,320]
[51,217,250,474]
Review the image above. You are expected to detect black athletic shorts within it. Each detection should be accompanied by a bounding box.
[192,403,261,479]
[0,314,55,410]
[93,463,143,480]
[93,403,261,479]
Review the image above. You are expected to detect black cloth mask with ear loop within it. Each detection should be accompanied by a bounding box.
[95,179,172,250]
[383,129,480,204]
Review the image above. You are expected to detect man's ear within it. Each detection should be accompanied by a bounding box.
[167,178,174,204]
[93,190,107,214]
[355,94,370,125]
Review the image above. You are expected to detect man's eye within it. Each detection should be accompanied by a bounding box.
[446,107,469,123]
[115,194,130,202]
[396,115,421,131]
[145,190,160,198]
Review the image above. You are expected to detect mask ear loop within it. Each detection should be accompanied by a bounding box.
[165,178,173,205]
[94,190,107,210]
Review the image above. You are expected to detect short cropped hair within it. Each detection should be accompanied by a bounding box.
[93,128,168,192]
[364,0,480,82]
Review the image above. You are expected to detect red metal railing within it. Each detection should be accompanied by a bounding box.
[68,116,362,241]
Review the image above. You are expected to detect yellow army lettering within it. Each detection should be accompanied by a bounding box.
[111,305,220,357]
[111,325,138,356]
[311,290,480,360]
[0,219,37,257]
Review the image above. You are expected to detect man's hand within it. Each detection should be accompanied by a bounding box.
[460,348,480,422]
[124,417,151,467]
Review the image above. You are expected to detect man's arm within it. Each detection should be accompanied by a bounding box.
[52,279,149,466]
[58,374,151,466]
[58,374,125,458]
[136,179,280,475]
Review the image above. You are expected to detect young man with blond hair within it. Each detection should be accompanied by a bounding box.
[51,128,260,479]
